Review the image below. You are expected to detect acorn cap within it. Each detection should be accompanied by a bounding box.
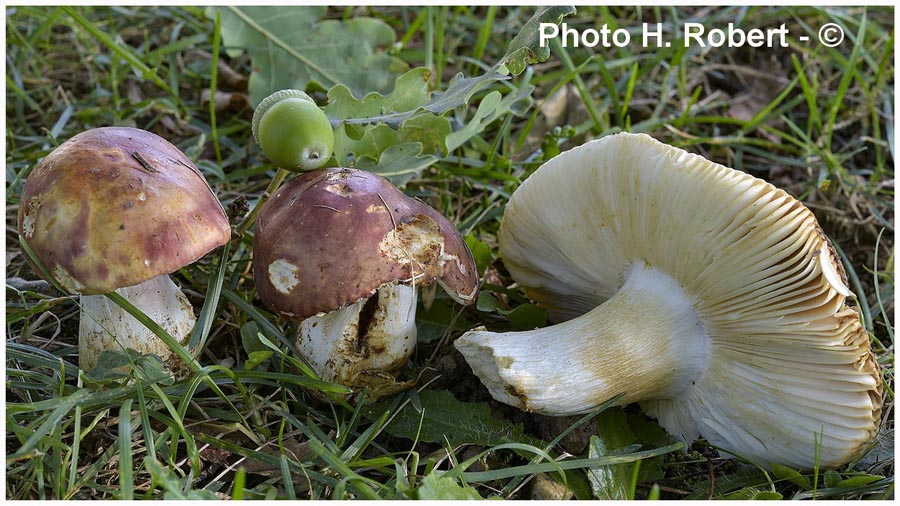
[253,168,478,319]
[17,127,230,294]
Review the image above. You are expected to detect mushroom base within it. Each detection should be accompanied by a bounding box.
[78,275,196,375]
[297,283,417,397]
[455,262,709,415]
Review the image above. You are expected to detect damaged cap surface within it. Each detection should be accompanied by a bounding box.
[17,127,231,294]
[253,168,478,319]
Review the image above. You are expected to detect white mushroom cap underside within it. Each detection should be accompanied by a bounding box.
[500,132,881,468]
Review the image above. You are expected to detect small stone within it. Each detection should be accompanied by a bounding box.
[530,473,574,500]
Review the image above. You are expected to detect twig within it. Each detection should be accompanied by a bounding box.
[132,151,159,173]
[235,168,289,237]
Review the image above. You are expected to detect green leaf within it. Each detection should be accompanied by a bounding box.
[416,297,474,344]
[400,111,451,154]
[446,84,534,152]
[503,6,577,75]
[333,109,451,165]
[334,123,401,164]
[82,351,133,383]
[588,435,630,500]
[354,142,438,188]
[625,413,672,448]
[212,6,407,105]
[324,69,455,170]
[244,350,273,371]
[770,462,811,490]
[751,491,784,500]
[475,292,509,314]
[83,350,173,386]
[145,457,220,500]
[326,68,432,123]
[316,51,531,174]
[324,65,510,169]
[823,469,842,489]
[240,321,268,355]
[720,488,782,500]
[476,292,547,331]
[446,91,502,152]
[836,475,885,488]
[327,67,508,130]
[721,487,772,500]
[423,70,509,116]
[720,487,756,500]
[416,471,483,500]
[625,414,669,484]
[505,303,547,331]
[464,233,493,276]
[364,390,543,447]
[132,353,173,383]
[587,409,637,500]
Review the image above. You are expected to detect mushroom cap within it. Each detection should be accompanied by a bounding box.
[253,168,478,319]
[498,132,882,468]
[17,127,230,294]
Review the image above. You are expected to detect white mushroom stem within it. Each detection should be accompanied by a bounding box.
[298,283,417,386]
[455,262,710,415]
[78,275,196,373]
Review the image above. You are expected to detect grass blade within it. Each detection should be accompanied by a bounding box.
[188,241,231,352]
[8,389,92,463]
[209,9,223,164]
[118,399,134,500]
[104,291,199,373]
[307,438,382,499]
[60,7,182,110]
[231,467,246,500]
[461,442,685,482]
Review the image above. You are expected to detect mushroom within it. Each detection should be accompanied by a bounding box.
[253,168,478,395]
[17,127,230,374]
[454,133,882,469]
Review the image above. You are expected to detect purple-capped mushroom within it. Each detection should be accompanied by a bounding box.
[17,127,230,373]
[253,168,478,394]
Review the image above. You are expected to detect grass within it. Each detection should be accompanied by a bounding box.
[6,5,894,500]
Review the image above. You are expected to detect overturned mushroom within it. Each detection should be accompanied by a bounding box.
[455,133,882,469]
[253,168,478,395]
[17,127,230,374]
